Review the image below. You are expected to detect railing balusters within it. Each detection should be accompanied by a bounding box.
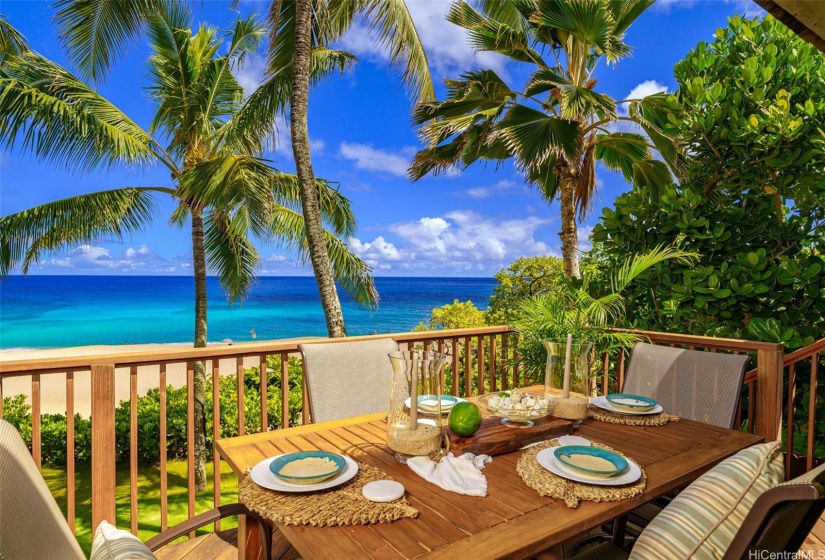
[463,337,472,397]
[501,334,509,391]
[807,354,818,472]
[477,336,485,394]
[236,357,245,436]
[489,335,497,392]
[130,366,138,534]
[617,349,626,391]
[786,362,796,480]
[0,377,4,418]
[32,373,41,470]
[159,363,168,532]
[513,334,520,388]
[601,353,609,396]
[451,339,459,397]
[91,364,116,530]
[212,360,221,532]
[260,354,268,432]
[186,361,195,538]
[66,371,75,533]
[281,353,289,429]
[748,381,756,434]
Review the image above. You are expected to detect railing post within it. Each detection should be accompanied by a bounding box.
[91,364,116,528]
[756,346,784,442]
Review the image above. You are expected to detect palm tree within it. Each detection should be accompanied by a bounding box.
[409,0,686,279]
[267,0,435,336]
[0,8,376,489]
[50,0,436,337]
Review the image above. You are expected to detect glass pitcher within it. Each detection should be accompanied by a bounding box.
[386,349,448,462]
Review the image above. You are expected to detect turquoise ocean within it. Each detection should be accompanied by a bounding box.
[0,276,496,350]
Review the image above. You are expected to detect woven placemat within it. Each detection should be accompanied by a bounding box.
[240,462,418,526]
[517,440,646,508]
[588,405,680,426]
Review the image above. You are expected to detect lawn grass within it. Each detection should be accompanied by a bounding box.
[42,459,239,555]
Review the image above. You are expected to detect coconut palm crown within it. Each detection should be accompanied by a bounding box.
[0,6,375,489]
[409,0,687,279]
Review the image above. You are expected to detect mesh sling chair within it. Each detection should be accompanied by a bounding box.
[569,460,825,560]
[299,337,400,423]
[574,342,752,553]
[0,419,272,560]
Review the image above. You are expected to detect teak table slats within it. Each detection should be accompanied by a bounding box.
[215,392,762,560]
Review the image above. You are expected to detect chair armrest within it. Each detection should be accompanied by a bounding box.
[144,503,272,560]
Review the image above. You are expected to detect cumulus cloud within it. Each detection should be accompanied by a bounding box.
[34,244,191,274]
[610,79,669,133]
[654,0,765,17]
[233,54,268,96]
[349,210,557,275]
[337,1,509,81]
[338,142,415,177]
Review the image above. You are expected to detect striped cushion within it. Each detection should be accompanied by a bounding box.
[630,442,784,559]
[90,521,156,560]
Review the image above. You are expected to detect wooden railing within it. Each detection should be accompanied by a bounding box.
[0,326,797,545]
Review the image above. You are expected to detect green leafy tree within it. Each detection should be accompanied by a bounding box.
[414,299,487,331]
[591,15,825,348]
[515,246,695,386]
[0,10,374,489]
[410,0,684,279]
[486,256,566,325]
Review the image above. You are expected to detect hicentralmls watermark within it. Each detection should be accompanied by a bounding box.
[749,552,825,560]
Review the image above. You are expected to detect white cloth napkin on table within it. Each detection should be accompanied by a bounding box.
[407,452,492,497]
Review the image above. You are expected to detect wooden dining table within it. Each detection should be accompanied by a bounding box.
[215,388,762,560]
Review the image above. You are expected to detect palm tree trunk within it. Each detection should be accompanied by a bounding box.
[558,167,581,280]
[291,0,347,337]
[190,207,208,491]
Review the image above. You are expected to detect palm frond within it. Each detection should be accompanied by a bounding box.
[498,104,580,166]
[0,188,159,275]
[592,132,651,182]
[447,1,544,65]
[631,159,674,196]
[204,207,260,303]
[0,51,164,173]
[269,207,379,308]
[53,0,162,83]
[360,0,435,102]
[0,15,29,57]
[609,245,696,294]
[270,174,358,238]
[609,0,655,36]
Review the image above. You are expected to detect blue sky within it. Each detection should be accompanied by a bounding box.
[0,0,764,278]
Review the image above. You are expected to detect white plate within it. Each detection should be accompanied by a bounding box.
[250,454,358,493]
[591,395,663,416]
[404,396,467,414]
[536,446,642,486]
[556,435,592,447]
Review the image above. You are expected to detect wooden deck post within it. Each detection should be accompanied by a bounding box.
[756,346,784,442]
[91,364,116,528]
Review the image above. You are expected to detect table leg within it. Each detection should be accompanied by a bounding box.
[238,514,269,560]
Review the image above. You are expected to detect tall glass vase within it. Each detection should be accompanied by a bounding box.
[386,349,448,463]
[542,339,594,398]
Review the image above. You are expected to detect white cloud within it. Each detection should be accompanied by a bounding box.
[233,55,267,97]
[338,142,415,177]
[610,79,669,133]
[654,0,765,17]
[35,244,191,274]
[337,2,510,81]
[349,210,556,275]
[457,179,520,200]
[578,225,594,252]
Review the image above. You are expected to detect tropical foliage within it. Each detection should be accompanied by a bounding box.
[413,299,487,331]
[513,246,695,385]
[0,8,374,489]
[486,256,568,325]
[409,0,684,279]
[591,15,825,348]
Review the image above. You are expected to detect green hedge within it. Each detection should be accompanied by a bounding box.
[2,356,304,466]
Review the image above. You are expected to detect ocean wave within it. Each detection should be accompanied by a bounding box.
[0,347,40,353]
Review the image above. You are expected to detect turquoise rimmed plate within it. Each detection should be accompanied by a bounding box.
[605,393,658,412]
[553,446,628,478]
[269,451,346,485]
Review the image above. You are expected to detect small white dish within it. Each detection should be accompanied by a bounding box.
[591,395,663,416]
[250,454,358,492]
[556,435,592,447]
[362,480,405,502]
[536,446,641,486]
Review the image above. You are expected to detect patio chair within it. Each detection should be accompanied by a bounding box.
[574,343,752,553]
[621,342,751,429]
[0,419,273,560]
[299,337,400,423]
[570,460,825,560]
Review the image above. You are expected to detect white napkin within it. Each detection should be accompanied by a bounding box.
[407,452,492,497]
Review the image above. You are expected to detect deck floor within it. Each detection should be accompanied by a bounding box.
[156,515,825,560]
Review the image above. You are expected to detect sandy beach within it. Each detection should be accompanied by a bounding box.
[0,343,273,416]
